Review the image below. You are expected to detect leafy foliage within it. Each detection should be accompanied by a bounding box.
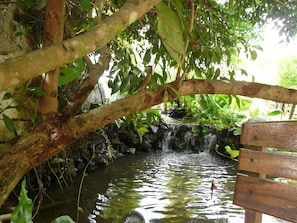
[1,1,294,138]
[0,87,40,136]
[105,0,297,107]
[0,92,20,135]
[59,58,87,86]
[156,2,185,64]
[11,179,33,223]
[181,94,248,133]
[11,178,75,223]
[278,53,297,89]
[100,128,117,159]
[124,109,161,143]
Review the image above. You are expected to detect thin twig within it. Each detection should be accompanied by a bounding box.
[139,66,153,90]
[76,145,95,222]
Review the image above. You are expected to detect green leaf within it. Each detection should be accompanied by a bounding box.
[15,32,24,37]
[28,87,46,96]
[234,95,241,108]
[233,127,242,136]
[136,127,149,144]
[3,105,22,112]
[59,67,83,86]
[81,0,92,10]
[144,109,161,118]
[250,50,257,60]
[2,114,15,133]
[169,86,181,99]
[59,59,85,86]
[51,157,65,164]
[225,145,239,159]
[163,90,169,103]
[73,58,85,70]
[214,68,221,79]
[120,75,132,93]
[143,50,151,64]
[267,110,283,116]
[24,0,33,7]
[51,215,75,223]
[170,0,189,35]
[2,92,13,100]
[156,3,185,65]
[36,0,47,9]
[110,76,121,95]
[11,179,33,223]
[240,69,248,76]
[137,127,149,134]
[30,114,38,125]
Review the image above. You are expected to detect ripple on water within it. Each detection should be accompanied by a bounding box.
[87,151,290,223]
[34,151,290,223]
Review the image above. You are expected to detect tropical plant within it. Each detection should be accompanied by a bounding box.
[278,53,297,89]
[277,52,297,119]
[11,178,75,223]
[182,94,248,133]
[0,0,297,207]
[123,109,162,143]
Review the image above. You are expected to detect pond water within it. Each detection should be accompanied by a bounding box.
[34,151,288,223]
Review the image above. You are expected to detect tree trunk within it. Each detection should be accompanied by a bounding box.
[39,0,65,117]
[1,79,297,206]
[1,0,297,208]
[0,0,162,93]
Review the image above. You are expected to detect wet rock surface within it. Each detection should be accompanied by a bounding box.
[25,121,240,191]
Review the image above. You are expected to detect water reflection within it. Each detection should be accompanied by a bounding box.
[89,151,239,223]
[35,151,289,223]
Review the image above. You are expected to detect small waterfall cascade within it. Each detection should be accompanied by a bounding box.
[159,124,222,153]
[203,133,218,153]
[161,130,172,152]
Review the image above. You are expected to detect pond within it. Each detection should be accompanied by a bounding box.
[34,151,288,223]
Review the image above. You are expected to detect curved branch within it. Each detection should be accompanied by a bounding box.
[63,80,297,138]
[0,0,161,93]
[1,80,297,206]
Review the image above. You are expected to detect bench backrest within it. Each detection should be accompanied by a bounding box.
[233,121,297,223]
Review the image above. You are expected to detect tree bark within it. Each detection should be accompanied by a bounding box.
[1,79,297,206]
[1,0,297,208]
[39,0,65,117]
[0,0,162,93]
[61,46,111,116]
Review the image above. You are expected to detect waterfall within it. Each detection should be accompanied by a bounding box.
[161,130,172,152]
[203,133,217,153]
[159,124,219,153]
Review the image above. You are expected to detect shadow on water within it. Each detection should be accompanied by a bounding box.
[34,151,289,223]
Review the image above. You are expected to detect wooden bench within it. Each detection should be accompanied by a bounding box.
[233,121,297,223]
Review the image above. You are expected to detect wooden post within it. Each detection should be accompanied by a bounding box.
[245,209,262,223]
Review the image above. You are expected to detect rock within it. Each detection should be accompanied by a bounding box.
[168,108,187,119]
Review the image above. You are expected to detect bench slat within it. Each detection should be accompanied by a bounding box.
[240,121,297,150]
[238,148,297,180]
[234,174,297,223]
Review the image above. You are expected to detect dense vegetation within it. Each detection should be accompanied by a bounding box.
[0,0,297,216]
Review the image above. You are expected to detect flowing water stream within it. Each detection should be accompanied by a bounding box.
[34,150,288,223]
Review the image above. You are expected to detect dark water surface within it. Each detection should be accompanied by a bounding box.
[34,151,287,223]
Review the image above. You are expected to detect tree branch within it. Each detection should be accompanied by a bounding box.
[1,79,297,206]
[62,13,111,116]
[38,0,65,117]
[0,0,162,93]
